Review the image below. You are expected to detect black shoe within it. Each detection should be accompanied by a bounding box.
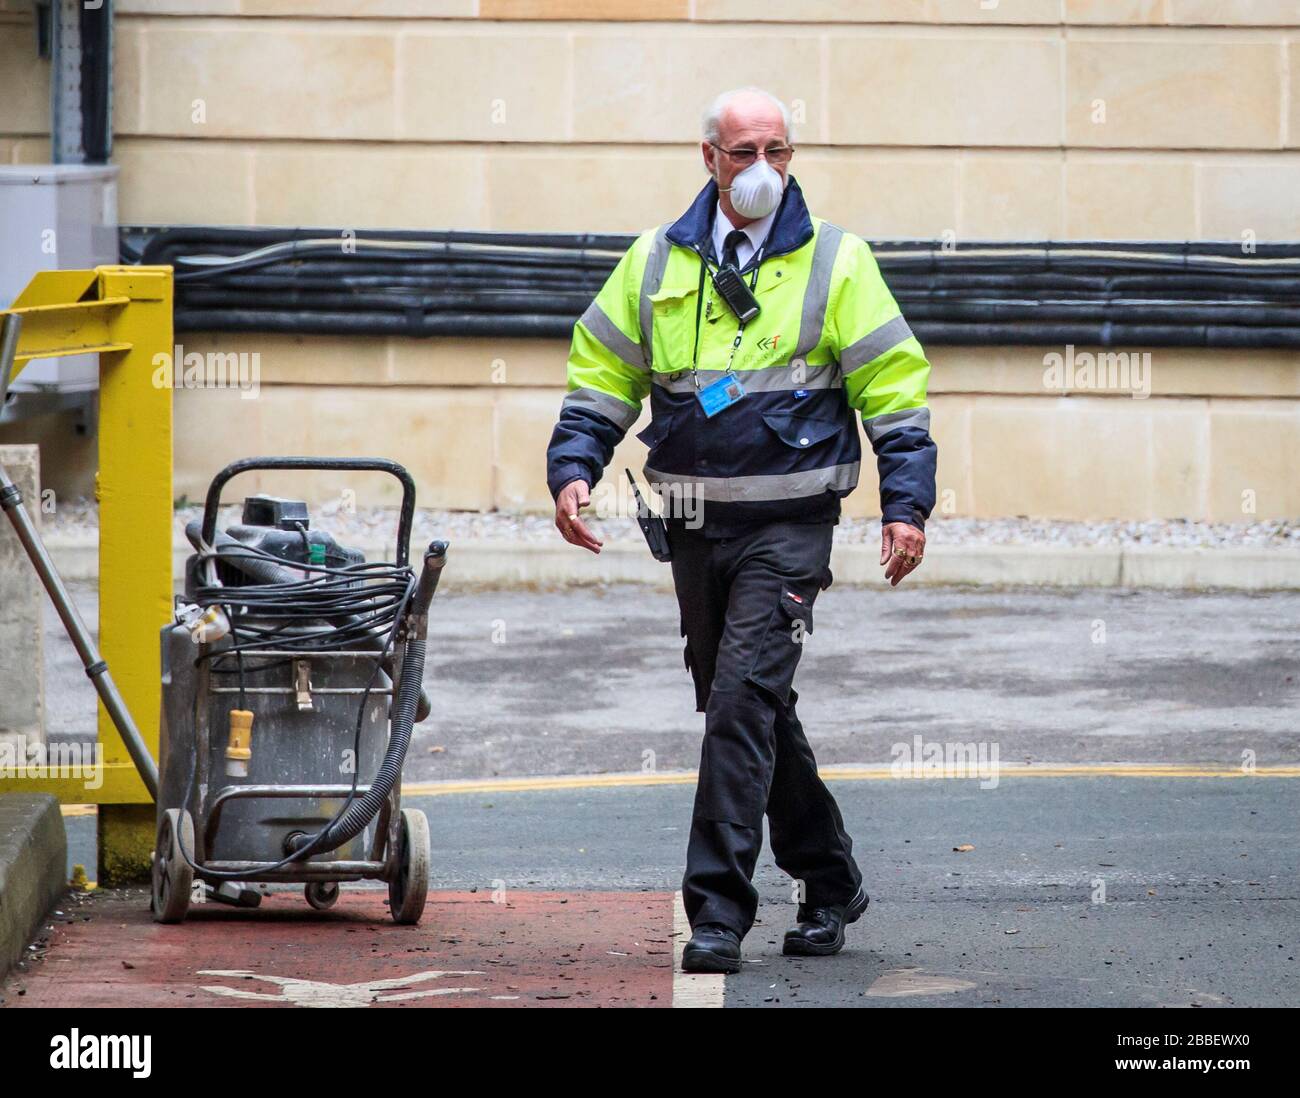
[782,887,869,957]
[682,923,743,974]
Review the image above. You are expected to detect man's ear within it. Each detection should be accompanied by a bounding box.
[701,141,716,176]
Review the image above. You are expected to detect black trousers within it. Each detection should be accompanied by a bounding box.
[668,519,863,937]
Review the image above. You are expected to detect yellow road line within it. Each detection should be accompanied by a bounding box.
[59,765,1298,814]
[400,764,1300,798]
[403,773,698,796]
[824,765,1300,780]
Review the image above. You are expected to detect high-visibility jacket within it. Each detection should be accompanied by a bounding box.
[545,177,937,534]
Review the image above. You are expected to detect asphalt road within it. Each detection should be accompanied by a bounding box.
[425,775,1299,1008]
[44,581,1300,774]
[34,580,1300,1008]
[54,775,1297,1007]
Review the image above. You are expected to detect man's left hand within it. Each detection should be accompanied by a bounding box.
[880,522,925,587]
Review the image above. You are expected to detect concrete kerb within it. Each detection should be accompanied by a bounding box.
[39,534,1300,591]
[0,794,67,982]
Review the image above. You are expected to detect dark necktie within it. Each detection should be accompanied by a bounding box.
[721,228,747,270]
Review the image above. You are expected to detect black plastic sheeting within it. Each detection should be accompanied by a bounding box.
[124,227,1300,348]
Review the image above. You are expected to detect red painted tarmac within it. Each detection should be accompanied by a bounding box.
[5,888,675,1008]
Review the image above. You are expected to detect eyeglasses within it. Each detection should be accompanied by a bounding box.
[709,142,795,168]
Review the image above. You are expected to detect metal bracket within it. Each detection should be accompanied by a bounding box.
[293,659,314,712]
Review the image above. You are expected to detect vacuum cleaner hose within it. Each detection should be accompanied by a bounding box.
[286,541,446,858]
[289,633,426,857]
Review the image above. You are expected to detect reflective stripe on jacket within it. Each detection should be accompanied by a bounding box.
[545,176,938,532]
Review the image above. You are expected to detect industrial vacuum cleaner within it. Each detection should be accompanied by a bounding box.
[2,314,446,926]
[153,457,448,924]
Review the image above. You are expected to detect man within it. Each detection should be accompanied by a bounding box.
[545,87,937,973]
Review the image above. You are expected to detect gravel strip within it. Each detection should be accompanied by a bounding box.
[41,498,1300,550]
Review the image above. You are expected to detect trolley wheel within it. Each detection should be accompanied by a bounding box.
[305,880,340,911]
[388,808,430,925]
[151,809,195,924]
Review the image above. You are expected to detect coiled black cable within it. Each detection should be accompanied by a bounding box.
[192,542,414,654]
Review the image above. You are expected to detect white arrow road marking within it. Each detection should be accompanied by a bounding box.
[197,969,485,1008]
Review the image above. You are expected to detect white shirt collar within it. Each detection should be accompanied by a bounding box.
[712,201,777,269]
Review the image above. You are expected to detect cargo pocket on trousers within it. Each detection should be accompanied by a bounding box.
[744,590,814,706]
[682,616,709,713]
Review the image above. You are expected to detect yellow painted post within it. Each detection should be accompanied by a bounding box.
[1,266,173,883]
[94,267,174,883]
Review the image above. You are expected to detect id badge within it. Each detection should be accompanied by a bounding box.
[696,373,746,418]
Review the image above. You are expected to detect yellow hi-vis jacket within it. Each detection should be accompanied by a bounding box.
[546,178,937,533]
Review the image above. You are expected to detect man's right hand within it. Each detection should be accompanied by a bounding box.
[555,478,603,554]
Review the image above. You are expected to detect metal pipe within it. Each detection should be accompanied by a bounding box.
[0,314,159,799]
[199,861,386,881]
[203,783,375,850]
[208,686,395,695]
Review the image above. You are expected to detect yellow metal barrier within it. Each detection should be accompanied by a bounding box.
[2,266,173,883]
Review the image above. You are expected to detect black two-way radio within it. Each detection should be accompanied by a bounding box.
[625,469,672,563]
[711,264,761,323]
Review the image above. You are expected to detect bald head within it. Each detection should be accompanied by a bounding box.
[702,87,791,147]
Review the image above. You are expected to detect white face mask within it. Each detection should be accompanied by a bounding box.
[719,159,785,220]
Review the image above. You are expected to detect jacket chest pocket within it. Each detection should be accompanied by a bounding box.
[753,266,799,310]
[647,285,698,371]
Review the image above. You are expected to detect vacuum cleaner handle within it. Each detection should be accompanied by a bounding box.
[407,540,449,640]
[201,456,418,566]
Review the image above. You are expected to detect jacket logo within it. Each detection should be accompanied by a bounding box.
[757,335,781,351]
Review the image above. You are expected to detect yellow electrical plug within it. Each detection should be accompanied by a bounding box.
[226,709,254,777]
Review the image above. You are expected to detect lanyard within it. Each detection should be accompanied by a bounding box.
[690,246,763,388]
